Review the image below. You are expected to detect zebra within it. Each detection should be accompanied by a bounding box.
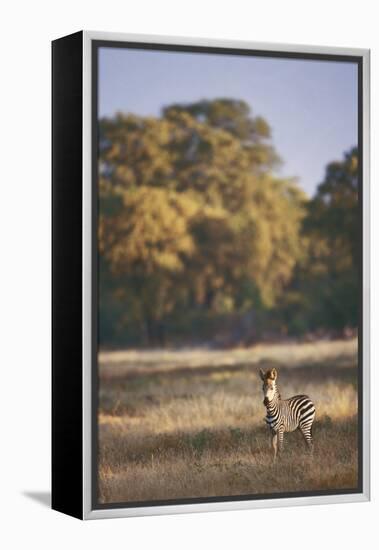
[259,367,315,461]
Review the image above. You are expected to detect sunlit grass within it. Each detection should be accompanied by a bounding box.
[98,338,358,504]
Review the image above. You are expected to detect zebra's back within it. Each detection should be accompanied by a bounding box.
[281,394,316,432]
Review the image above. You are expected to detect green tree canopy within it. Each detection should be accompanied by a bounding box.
[279,147,359,333]
[98,99,358,346]
[163,98,280,171]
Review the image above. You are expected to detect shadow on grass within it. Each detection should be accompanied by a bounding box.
[99,415,358,466]
[101,358,357,388]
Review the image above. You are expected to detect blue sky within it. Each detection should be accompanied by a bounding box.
[99,47,358,196]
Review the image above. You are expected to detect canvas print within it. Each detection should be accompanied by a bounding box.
[95,45,361,506]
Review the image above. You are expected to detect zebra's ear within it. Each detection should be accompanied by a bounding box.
[259,368,265,381]
[269,368,278,380]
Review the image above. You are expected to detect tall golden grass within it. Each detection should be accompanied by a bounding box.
[98,339,358,504]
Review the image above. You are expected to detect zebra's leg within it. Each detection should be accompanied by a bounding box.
[278,429,284,455]
[271,431,278,462]
[300,423,314,455]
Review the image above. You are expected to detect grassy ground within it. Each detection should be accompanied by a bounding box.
[98,339,359,504]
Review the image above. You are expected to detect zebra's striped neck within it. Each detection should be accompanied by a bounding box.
[266,386,281,414]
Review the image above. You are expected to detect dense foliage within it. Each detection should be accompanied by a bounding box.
[98,99,359,347]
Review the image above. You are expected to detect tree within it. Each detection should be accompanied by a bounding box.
[163,98,280,171]
[98,99,307,345]
[99,184,198,344]
[281,147,359,333]
[305,147,359,270]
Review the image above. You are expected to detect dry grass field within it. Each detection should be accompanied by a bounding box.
[98,339,359,504]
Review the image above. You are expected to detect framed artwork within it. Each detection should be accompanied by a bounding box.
[52,31,370,519]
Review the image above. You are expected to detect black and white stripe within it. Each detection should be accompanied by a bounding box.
[260,368,315,460]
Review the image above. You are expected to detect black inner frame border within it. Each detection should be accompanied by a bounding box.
[91,39,364,511]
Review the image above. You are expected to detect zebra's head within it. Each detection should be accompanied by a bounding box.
[259,367,278,406]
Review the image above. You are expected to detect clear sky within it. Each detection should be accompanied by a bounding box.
[99,47,358,197]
